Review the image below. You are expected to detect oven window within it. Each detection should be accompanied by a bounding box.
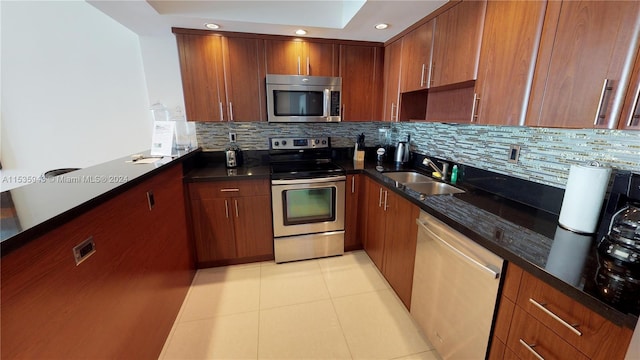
[282,187,335,225]
[274,90,324,116]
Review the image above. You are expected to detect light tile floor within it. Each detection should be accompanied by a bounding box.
[160,250,441,360]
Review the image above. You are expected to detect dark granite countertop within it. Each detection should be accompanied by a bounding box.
[1,148,201,255]
[185,149,638,329]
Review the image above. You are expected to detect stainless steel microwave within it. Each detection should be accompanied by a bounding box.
[266,74,342,122]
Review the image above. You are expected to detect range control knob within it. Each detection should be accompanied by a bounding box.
[315,139,320,145]
[322,139,327,145]
[282,140,287,146]
[274,141,279,147]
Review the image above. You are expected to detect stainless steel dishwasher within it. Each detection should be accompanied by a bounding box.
[411,210,504,359]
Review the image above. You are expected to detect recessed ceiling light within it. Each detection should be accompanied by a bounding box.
[375,23,389,30]
[205,23,220,30]
[295,29,307,35]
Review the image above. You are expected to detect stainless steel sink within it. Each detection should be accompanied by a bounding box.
[406,182,465,195]
[383,171,434,184]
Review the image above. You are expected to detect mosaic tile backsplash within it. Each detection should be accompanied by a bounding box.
[196,122,640,188]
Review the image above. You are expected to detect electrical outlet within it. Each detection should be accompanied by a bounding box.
[229,132,237,142]
[73,236,96,265]
[508,145,521,163]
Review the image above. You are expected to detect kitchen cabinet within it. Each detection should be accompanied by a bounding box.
[188,179,273,267]
[525,1,640,129]
[1,164,193,359]
[345,174,364,251]
[175,33,226,122]
[265,38,338,76]
[492,263,634,360]
[430,0,487,88]
[382,39,403,122]
[339,44,384,121]
[364,177,419,308]
[474,0,546,126]
[400,20,434,93]
[175,31,266,122]
[620,50,640,130]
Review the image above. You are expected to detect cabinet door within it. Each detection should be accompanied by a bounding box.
[364,178,386,271]
[382,40,403,121]
[304,41,338,76]
[620,50,640,130]
[382,191,419,309]
[475,1,546,125]
[176,34,226,121]
[233,195,273,258]
[191,198,236,263]
[431,1,487,87]
[345,174,362,251]
[400,20,434,92]
[526,1,640,129]
[222,37,266,122]
[339,45,384,121]
[265,39,304,75]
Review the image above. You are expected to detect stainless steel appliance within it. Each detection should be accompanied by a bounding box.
[225,144,241,168]
[595,171,640,314]
[270,137,345,263]
[411,210,503,359]
[394,141,410,164]
[266,74,342,123]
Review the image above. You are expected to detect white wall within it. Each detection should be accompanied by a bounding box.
[1,1,152,190]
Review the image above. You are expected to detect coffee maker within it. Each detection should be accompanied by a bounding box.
[595,171,640,314]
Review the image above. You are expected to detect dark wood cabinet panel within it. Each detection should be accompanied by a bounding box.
[620,49,640,130]
[339,44,384,121]
[265,39,337,76]
[431,0,487,87]
[222,37,266,121]
[234,195,273,258]
[306,41,338,76]
[475,0,546,125]
[382,39,403,121]
[502,262,523,302]
[400,20,434,93]
[526,1,640,129]
[364,177,386,270]
[176,34,226,122]
[191,198,237,262]
[345,174,363,251]
[265,38,303,75]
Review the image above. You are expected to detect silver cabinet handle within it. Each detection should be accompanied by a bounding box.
[219,102,224,121]
[224,199,229,218]
[378,187,383,207]
[627,84,640,127]
[297,56,301,75]
[593,79,613,125]
[528,298,582,336]
[351,176,355,193]
[471,93,480,122]
[519,339,545,360]
[429,61,435,86]
[420,63,426,87]
[220,188,240,192]
[228,102,234,122]
[234,199,239,217]
[390,103,396,121]
[383,190,389,211]
[416,218,500,279]
[306,56,310,75]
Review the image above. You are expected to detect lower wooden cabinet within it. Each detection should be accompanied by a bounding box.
[363,177,419,308]
[345,174,363,251]
[493,263,633,360]
[188,179,273,267]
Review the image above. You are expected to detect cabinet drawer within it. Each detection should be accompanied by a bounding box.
[507,307,589,360]
[517,272,632,359]
[189,179,270,199]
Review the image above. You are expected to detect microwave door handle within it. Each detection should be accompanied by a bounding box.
[323,89,330,118]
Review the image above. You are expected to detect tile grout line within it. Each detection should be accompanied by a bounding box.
[320,260,356,360]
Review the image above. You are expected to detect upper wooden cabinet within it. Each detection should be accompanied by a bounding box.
[339,44,384,121]
[474,0,547,125]
[265,38,338,76]
[175,33,226,122]
[175,31,266,122]
[525,1,640,129]
[382,39,403,121]
[400,20,435,93]
[620,49,640,130]
[430,0,487,88]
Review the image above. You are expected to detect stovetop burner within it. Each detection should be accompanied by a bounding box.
[269,136,345,180]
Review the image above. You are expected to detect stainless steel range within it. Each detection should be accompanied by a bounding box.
[269,137,345,263]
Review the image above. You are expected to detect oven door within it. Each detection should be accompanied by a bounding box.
[271,176,345,237]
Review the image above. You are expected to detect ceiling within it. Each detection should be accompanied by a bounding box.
[88,0,449,42]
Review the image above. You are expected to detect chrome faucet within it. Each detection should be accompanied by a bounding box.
[422,158,449,180]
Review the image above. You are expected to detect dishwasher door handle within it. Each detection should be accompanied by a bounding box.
[417,219,500,279]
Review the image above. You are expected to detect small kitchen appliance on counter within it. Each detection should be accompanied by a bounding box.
[225,143,242,168]
[595,171,640,314]
[269,136,346,263]
[394,135,410,164]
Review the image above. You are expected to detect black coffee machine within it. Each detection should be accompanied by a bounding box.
[595,171,640,314]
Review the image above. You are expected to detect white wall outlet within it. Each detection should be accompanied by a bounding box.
[229,132,237,142]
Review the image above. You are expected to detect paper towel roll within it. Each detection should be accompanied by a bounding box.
[559,162,611,234]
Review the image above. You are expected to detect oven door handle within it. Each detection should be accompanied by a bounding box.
[272,175,346,185]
